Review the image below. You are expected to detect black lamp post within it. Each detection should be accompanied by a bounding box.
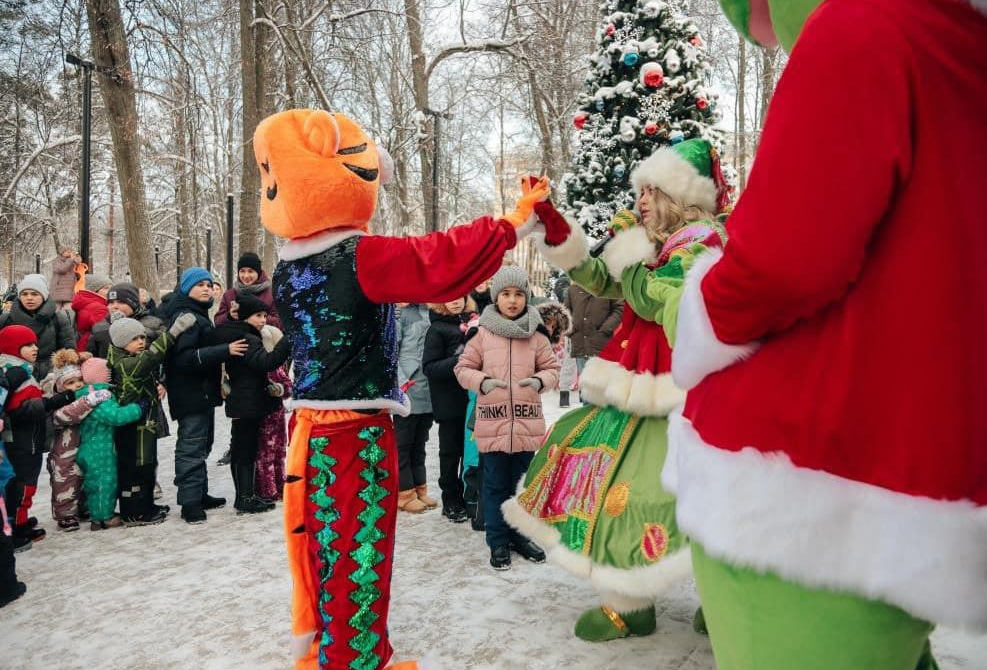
[65,53,94,269]
[422,107,453,232]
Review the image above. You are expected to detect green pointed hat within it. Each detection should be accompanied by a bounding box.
[631,138,727,213]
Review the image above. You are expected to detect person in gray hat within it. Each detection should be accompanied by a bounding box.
[106,312,196,526]
[0,274,75,380]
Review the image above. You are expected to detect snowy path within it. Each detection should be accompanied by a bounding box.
[4,393,985,669]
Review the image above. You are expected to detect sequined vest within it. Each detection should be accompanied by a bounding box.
[272,236,403,410]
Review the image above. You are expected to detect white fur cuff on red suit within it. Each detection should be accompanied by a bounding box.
[534,224,589,272]
[672,246,759,390]
[600,226,653,281]
[664,409,987,631]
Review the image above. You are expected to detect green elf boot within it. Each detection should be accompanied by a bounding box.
[574,605,657,642]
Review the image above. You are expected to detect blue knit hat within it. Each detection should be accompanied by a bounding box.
[179,267,213,295]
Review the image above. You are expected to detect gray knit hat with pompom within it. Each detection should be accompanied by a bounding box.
[490,265,530,301]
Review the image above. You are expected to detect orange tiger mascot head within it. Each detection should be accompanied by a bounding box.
[253,109,393,239]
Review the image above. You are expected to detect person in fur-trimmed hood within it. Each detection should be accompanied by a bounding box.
[455,265,559,571]
[502,139,728,641]
[536,301,577,407]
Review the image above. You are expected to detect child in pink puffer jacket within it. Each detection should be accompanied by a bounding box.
[455,265,559,571]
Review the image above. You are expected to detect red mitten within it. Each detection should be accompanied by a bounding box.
[534,200,571,246]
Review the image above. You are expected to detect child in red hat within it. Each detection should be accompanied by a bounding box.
[0,325,77,545]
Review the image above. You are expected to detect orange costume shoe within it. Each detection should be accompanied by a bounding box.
[253,109,547,670]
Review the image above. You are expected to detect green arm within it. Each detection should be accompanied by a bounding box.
[113,331,174,379]
[568,256,624,300]
[90,396,143,426]
[640,245,713,346]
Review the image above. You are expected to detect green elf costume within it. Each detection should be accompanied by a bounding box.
[639,1,987,669]
[502,138,728,642]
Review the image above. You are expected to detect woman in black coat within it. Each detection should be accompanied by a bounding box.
[422,296,477,522]
[212,293,290,514]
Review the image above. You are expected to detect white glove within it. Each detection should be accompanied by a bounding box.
[85,389,112,407]
[168,312,197,337]
[480,378,508,395]
[518,377,543,391]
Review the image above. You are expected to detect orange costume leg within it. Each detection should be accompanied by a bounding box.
[285,408,399,670]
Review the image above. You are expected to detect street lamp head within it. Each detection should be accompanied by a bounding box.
[65,53,94,69]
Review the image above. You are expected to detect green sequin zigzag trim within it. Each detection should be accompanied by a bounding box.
[347,425,388,670]
[308,436,340,668]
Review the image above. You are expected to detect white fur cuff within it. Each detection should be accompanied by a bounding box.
[600,226,654,281]
[580,357,685,418]
[671,247,759,390]
[534,224,590,272]
[669,409,987,631]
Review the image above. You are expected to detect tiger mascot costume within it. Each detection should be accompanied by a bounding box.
[253,109,548,670]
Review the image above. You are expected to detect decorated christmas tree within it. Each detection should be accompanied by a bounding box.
[563,0,721,236]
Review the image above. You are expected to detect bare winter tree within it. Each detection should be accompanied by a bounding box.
[85,0,158,293]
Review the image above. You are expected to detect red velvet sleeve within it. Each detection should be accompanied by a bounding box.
[355,216,517,304]
[701,2,913,344]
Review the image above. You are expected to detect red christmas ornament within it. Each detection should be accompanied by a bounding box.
[644,70,664,88]
[644,122,659,136]
[689,35,702,46]
[606,24,616,36]
[696,97,709,110]
[574,112,589,129]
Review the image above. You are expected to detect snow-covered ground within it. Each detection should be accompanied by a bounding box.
[4,392,986,669]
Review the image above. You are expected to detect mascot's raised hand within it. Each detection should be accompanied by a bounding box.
[502,175,550,239]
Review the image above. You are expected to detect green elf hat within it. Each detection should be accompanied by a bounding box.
[631,138,732,214]
[718,0,823,52]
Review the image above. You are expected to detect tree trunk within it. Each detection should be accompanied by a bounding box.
[238,0,265,256]
[85,0,157,295]
[262,228,277,273]
[403,0,436,232]
[736,34,747,191]
[759,45,780,129]
[386,53,412,233]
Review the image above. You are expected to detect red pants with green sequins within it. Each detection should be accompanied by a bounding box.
[286,410,398,670]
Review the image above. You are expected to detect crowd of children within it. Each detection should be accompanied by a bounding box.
[0,252,296,609]
[0,243,579,613]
